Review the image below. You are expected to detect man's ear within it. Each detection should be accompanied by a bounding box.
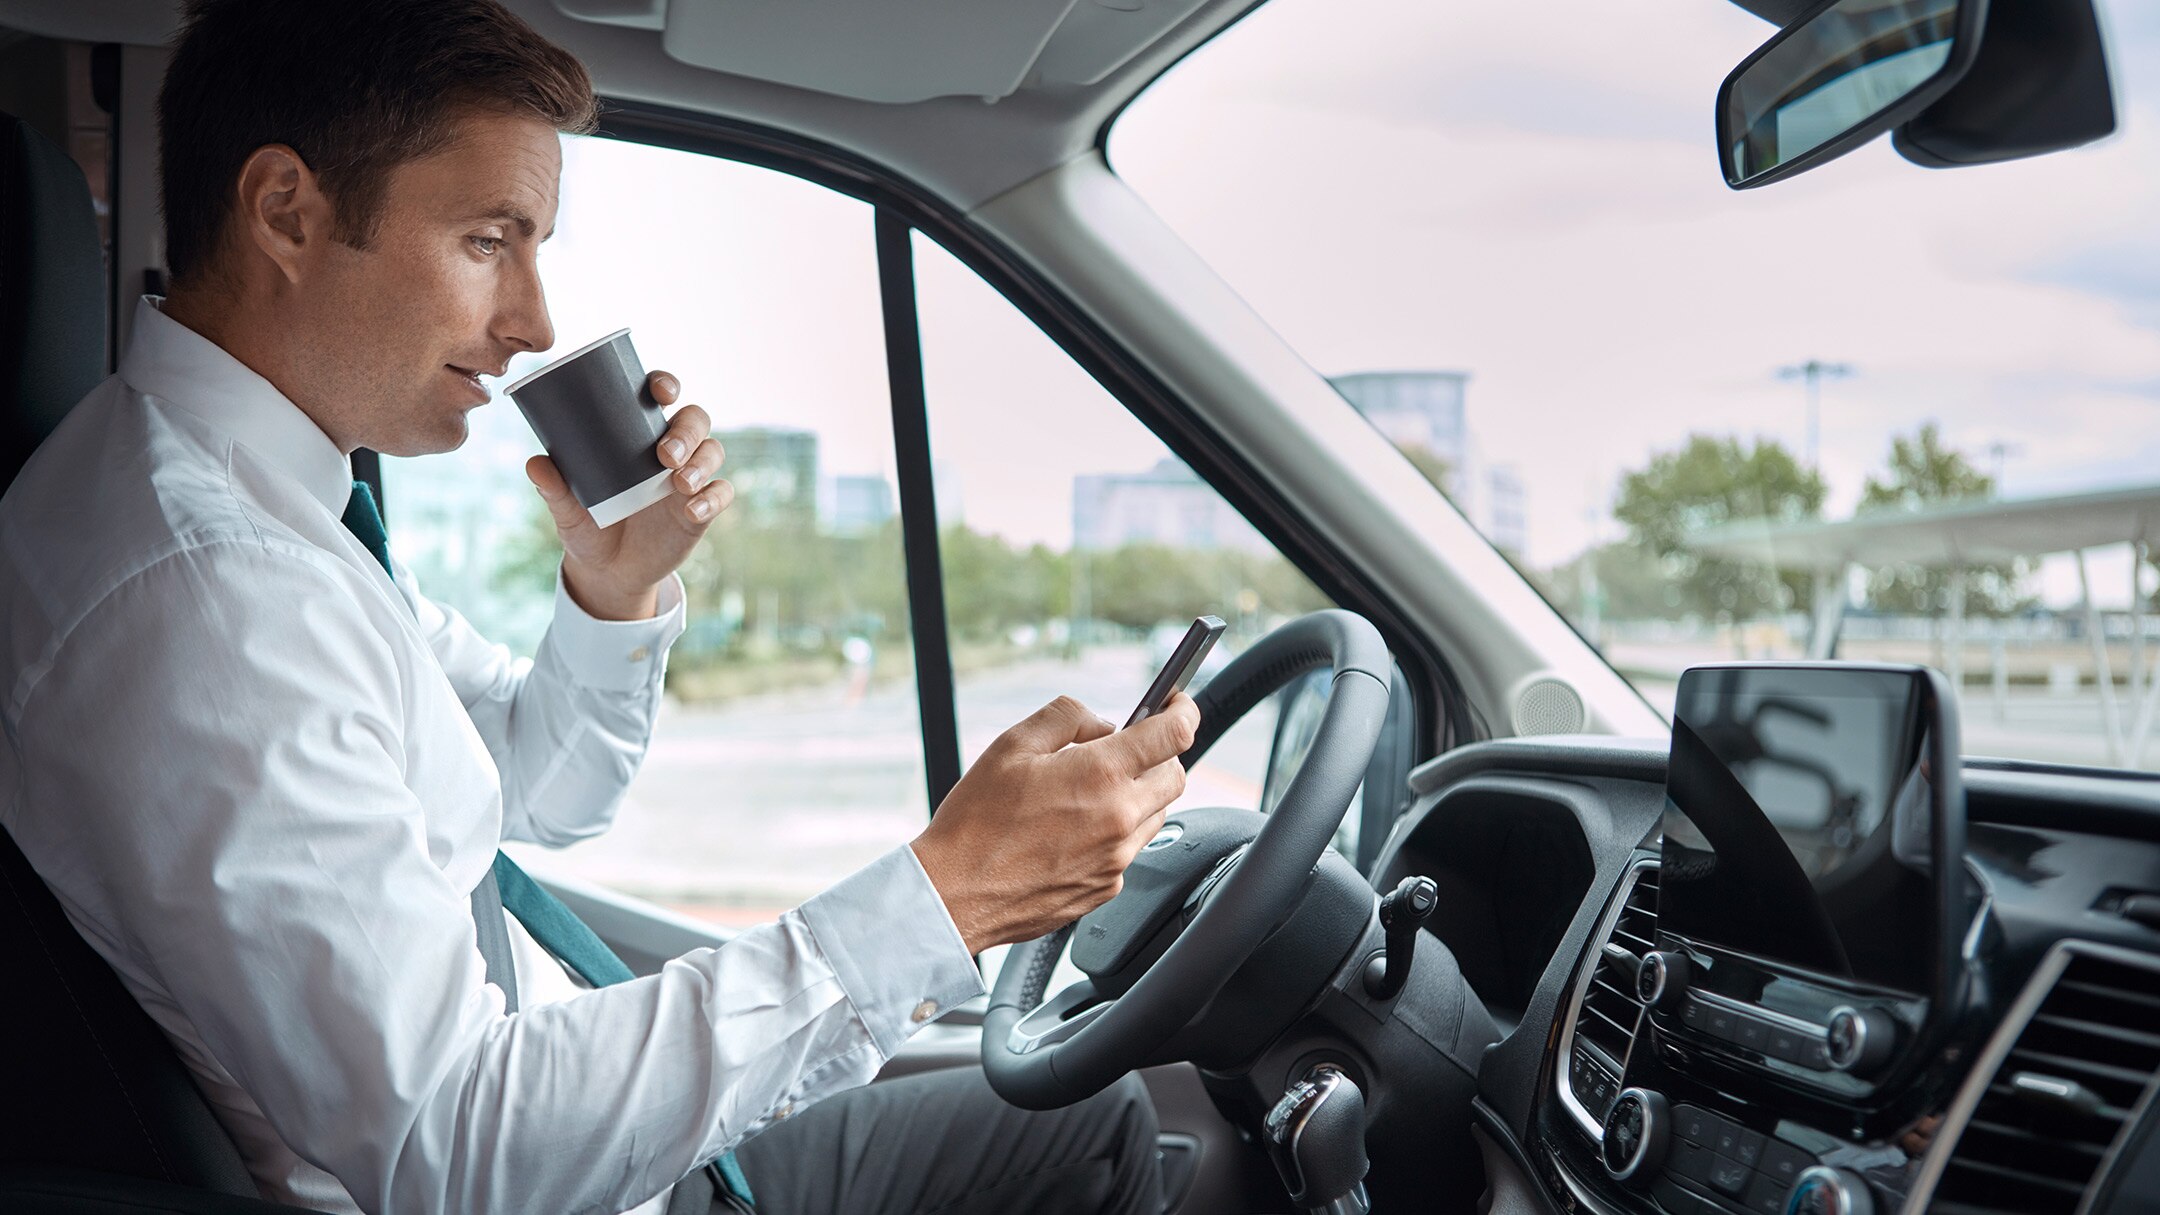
[233,144,330,285]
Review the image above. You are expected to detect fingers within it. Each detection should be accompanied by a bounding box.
[683,476,735,525]
[1132,759,1187,820]
[1000,695,1116,755]
[524,453,593,533]
[1099,691,1201,776]
[671,435,726,496]
[656,402,710,469]
[646,370,681,406]
[1121,803,1172,858]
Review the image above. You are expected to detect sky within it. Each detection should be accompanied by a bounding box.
[445,0,2160,610]
[1109,0,2160,605]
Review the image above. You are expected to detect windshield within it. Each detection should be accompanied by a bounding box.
[1113,0,2160,773]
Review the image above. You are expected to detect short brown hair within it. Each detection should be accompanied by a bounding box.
[157,0,599,287]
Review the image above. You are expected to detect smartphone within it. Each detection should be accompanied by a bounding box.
[1125,616,1227,728]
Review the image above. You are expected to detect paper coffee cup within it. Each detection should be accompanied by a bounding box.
[503,328,673,529]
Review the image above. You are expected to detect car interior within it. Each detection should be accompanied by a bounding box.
[4,1,2158,1214]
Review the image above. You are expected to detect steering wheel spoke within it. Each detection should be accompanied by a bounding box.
[1007,979,1107,1055]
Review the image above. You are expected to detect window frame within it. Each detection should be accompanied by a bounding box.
[378,95,1471,823]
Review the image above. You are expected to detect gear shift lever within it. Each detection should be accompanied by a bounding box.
[1264,1065,1371,1215]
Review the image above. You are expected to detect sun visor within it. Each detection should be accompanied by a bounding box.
[660,0,1077,104]
[552,0,1212,103]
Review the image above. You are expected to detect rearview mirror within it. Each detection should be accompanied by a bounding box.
[1719,0,1988,188]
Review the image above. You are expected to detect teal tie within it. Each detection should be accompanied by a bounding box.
[340,480,755,1209]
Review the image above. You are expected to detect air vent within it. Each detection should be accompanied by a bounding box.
[1924,944,2160,1215]
[1558,860,1659,1136]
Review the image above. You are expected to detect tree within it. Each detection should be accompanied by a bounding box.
[1613,435,1826,623]
[1535,540,1692,629]
[1857,423,2029,616]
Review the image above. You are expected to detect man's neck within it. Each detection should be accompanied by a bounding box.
[160,287,355,454]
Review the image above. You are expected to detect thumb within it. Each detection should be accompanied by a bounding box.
[526,454,595,535]
[999,696,1115,756]
[1100,691,1201,776]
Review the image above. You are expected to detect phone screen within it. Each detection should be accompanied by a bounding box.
[1125,616,1227,728]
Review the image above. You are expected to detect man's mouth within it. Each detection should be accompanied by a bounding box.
[446,365,490,398]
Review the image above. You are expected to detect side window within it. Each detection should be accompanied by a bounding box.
[909,233,1345,835]
[382,136,927,927]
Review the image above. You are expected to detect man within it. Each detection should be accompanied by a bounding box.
[0,2,1200,1213]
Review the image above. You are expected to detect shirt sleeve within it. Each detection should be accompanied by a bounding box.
[10,540,982,1215]
[403,553,687,847]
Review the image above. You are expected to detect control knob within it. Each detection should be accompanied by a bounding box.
[1825,1006,1896,1076]
[1600,1087,1669,1185]
[1637,950,1690,1012]
[1787,1165,1875,1215]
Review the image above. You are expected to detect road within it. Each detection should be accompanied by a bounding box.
[508,644,1278,924]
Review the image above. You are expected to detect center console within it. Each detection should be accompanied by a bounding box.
[1548,664,1974,1215]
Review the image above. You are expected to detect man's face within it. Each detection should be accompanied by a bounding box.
[293,108,561,457]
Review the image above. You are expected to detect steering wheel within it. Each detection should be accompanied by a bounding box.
[982,609,1392,1109]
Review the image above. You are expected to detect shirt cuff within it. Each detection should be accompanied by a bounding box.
[541,567,687,693]
[798,844,987,1060]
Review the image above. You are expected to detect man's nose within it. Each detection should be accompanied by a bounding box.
[496,250,554,358]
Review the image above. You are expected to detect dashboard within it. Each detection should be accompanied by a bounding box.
[1372,667,2160,1215]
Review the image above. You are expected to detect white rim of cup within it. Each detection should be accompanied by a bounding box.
[501,327,634,397]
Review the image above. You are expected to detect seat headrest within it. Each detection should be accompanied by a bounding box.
[1,110,110,497]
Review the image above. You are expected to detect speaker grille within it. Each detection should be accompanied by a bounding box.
[1513,676,1586,735]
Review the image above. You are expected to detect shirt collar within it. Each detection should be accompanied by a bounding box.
[118,295,355,519]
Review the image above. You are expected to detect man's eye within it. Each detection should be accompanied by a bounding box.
[469,236,502,256]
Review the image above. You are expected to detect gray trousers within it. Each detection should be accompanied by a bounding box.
[711,1067,1161,1215]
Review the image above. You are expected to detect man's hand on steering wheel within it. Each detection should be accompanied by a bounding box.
[910,692,1202,955]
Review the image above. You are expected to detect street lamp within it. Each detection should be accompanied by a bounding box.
[1777,359,1853,471]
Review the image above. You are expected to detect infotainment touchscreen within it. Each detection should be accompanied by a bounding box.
[1659,665,1949,995]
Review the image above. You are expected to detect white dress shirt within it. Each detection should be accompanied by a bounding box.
[0,297,985,1215]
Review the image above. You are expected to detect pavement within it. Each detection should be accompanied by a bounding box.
[507,644,1277,925]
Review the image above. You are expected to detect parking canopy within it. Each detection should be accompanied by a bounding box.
[1685,482,2160,571]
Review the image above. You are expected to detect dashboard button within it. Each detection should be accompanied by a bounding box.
[1708,1155,1751,1196]
[1705,1007,1737,1039]
[1734,1016,1769,1052]
[1669,1140,1717,1185]
[1742,1170,1787,1215]
[1675,1104,1717,1146]
[1765,1026,1805,1061]
[1682,999,1710,1031]
[1711,1123,1744,1159]
[1653,1176,1706,1215]
[1758,1138,1816,1186]
[1731,1127,1766,1168]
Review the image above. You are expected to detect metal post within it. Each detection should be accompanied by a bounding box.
[2132,542,2148,710]
[1992,633,2008,723]
[1806,565,1847,660]
[2077,549,2125,765]
[1945,567,1967,704]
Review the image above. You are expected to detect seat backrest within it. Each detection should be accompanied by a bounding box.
[0,109,259,1198]
[1,110,109,497]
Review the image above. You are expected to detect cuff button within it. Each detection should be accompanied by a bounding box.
[911,1000,939,1023]
[629,645,650,662]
